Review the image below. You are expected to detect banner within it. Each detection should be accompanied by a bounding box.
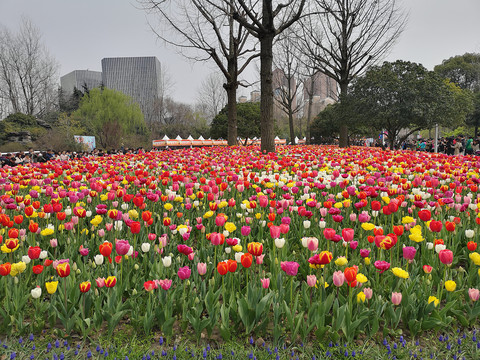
[74,136,96,151]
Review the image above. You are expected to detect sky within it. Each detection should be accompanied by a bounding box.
[1,0,480,105]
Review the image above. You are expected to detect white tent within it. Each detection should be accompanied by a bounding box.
[198,135,205,140]
[162,135,169,140]
[175,135,183,140]
[187,135,194,140]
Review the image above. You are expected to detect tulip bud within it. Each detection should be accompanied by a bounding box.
[132,289,137,295]
[134,264,140,270]
[76,269,81,275]
[72,263,78,271]
[14,277,19,284]
[195,297,200,304]
[209,278,215,287]
[95,289,99,296]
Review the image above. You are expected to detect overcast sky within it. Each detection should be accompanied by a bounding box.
[1,0,480,105]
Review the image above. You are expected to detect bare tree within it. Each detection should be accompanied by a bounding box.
[196,72,227,123]
[298,0,407,147]
[230,0,307,153]
[273,33,304,145]
[0,18,58,118]
[138,0,258,146]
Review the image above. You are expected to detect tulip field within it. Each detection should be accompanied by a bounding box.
[1,145,480,345]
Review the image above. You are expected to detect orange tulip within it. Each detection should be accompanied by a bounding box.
[217,261,228,275]
[0,263,12,276]
[241,253,253,268]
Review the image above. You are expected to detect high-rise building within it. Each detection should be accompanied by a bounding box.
[303,72,338,117]
[101,57,162,123]
[60,70,102,94]
[272,68,297,120]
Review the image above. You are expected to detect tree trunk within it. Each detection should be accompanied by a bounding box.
[338,82,348,148]
[305,79,314,145]
[289,109,295,145]
[226,84,238,146]
[260,32,275,153]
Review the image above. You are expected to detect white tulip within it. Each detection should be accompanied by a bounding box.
[235,252,244,263]
[22,255,31,264]
[86,210,92,217]
[426,242,434,250]
[162,256,172,267]
[465,229,475,239]
[31,287,42,299]
[94,255,104,265]
[275,238,285,249]
[141,243,151,253]
[435,244,446,253]
[121,203,129,210]
[303,220,311,229]
[39,250,48,259]
[127,246,134,256]
[225,247,231,254]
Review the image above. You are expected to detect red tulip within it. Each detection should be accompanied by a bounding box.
[241,253,253,268]
[80,281,92,293]
[28,246,41,260]
[32,265,44,274]
[323,228,336,240]
[429,220,443,233]
[418,209,431,222]
[28,221,39,233]
[129,221,141,234]
[438,249,453,266]
[227,259,237,273]
[393,225,404,236]
[217,261,228,275]
[445,221,456,232]
[143,280,156,292]
[371,201,381,211]
[56,263,70,277]
[99,241,113,257]
[0,263,12,276]
[467,241,477,251]
[344,266,358,284]
[105,276,117,288]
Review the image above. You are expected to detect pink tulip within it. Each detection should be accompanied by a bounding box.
[333,271,345,287]
[178,266,191,280]
[188,252,195,261]
[79,245,89,256]
[363,287,373,300]
[323,228,336,240]
[349,241,358,250]
[349,213,357,222]
[279,223,290,234]
[105,223,113,231]
[260,278,270,289]
[197,262,207,276]
[270,225,281,239]
[307,275,317,287]
[342,228,354,242]
[359,249,371,258]
[241,226,251,236]
[374,261,391,273]
[258,195,268,208]
[215,215,226,227]
[71,216,79,225]
[158,279,172,290]
[210,233,223,245]
[98,229,105,237]
[402,246,417,261]
[358,212,371,223]
[50,238,58,248]
[256,254,265,265]
[391,292,402,305]
[469,288,480,302]
[116,240,130,256]
[307,237,318,251]
[280,261,300,276]
[96,277,105,288]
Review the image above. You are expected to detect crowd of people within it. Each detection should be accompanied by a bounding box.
[0,147,147,167]
[401,136,480,155]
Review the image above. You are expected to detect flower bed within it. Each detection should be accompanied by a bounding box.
[1,145,480,343]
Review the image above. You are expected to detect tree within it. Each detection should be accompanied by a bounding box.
[347,60,473,149]
[210,102,260,141]
[74,88,147,150]
[0,18,58,118]
[196,72,228,123]
[273,33,303,145]
[231,0,307,153]
[466,91,480,137]
[139,0,258,146]
[434,53,480,92]
[298,0,407,147]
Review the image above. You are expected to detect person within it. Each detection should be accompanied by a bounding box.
[453,137,462,155]
[0,153,15,167]
[465,136,473,155]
